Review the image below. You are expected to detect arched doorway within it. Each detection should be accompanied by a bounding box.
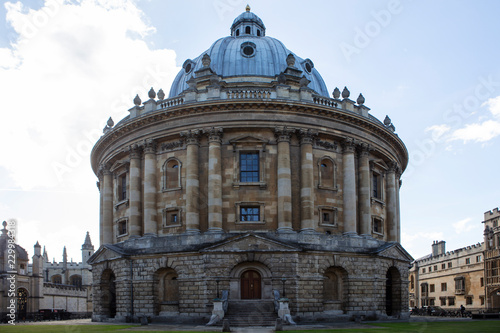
[385,267,401,316]
[153,268,179,315]
[101,269,116,318]
[17,288,28,320]
[241,270,261,299]
[323,266,348,313]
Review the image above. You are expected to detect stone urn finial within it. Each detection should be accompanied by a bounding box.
[148,87,156,99]
[342,86,350,99]
[357,93,365,105]
[133,94,141,106]
[286,53,296,67]
[202,53,211,67]
[157,88,165,100]
[384,115,391,126]
[333,87,340,99]
[107,117,114,127]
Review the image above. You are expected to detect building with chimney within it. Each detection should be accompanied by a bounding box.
[0,221,94,320]
[89,7,412,324]
[409,240,485,311]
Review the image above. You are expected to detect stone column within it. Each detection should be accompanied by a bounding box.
[275,127,294,232]
[207,127,223,232]
[298,129,317,232]
[396,174,402,243]
[358,143,371,236]
[101,165,114,244]
[128,144,142,238]
[386,162,398,242]
[182,130,201,234]
[342,138,357,235]
[143,139,157,236]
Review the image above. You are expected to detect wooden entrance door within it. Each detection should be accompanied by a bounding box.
[241,270,261,299]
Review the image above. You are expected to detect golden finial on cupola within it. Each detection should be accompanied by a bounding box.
[246,4,251,12]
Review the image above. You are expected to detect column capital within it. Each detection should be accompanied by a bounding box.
[97,163,112,179]
[297,128,318,145]
[180,129,202,145]
[205,127,223,143]
[387,161,399,173]
[128,143,142,159]
[341,137,357,153]
[274,126,294,143]
[143,138,157,154]
[357,142,372,157]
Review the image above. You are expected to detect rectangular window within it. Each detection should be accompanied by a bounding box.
[430,284,435,293]
[240,207,260,222]
[119,174,127,201]
[442,263,446,269]
[163,208,182,227]
[240,152,259,182]
[466,296,473,305]
[372,173,382,199]
[448,297,455,306]
[434,265,438,271]
[441,283,447,292]
[118,220,127,236]
[455,277,465,294]
[448,262,452,268]
[440,297,446,306]
[320,207,337,226]
[422,268,426,273]
[429,299,435,306]
[373,217,383,234]
[480,296,485,305]
[481,277,484,287]
[465,258,471,265]
[476,255,481,263]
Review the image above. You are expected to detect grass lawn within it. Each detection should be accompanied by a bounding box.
[283,320,500,333]
[0,325,209,333]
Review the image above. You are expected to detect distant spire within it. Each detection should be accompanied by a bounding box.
[246,4,251,12]
[63,246,67,263]
[82,231,94,251]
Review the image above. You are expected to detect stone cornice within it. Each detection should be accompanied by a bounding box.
[91,100,408,174]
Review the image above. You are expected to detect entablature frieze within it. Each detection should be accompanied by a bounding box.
[91,100,408,175]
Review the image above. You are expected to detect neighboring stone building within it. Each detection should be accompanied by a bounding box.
[0,221,94,319]
[483,207,500,311]
[409,240,485,311]
[89,7,411,324]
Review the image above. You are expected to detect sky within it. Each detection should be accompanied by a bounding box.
[0,0,499,263]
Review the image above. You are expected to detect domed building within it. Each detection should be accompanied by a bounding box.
[89,7,412,324]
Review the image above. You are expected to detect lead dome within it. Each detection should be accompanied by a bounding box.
[169,8,328,98]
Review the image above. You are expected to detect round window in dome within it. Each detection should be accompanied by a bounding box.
[182,59,195,74]
[241,42,256,58]
[302,58,314,74]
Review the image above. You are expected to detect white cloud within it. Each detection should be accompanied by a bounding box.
[0,0,180,190]
[482,95,500,118]
[452,217,477,234]
[449,120,500,143]
[425,124,450,142]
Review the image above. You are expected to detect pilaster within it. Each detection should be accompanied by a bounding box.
[181,130,202,234]
[206,127,223,232]
[275,126,294,232]
[143,139,157,236]
[358,143,371,236]
[342,138,357,235]
[298,128,317,232]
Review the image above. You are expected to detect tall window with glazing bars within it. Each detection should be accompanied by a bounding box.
[240,152,259,182]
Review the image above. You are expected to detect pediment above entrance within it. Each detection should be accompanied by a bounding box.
[374,242,413,262]
[201,233,301,253]
[87,245,127,265]
[229,135,269,145]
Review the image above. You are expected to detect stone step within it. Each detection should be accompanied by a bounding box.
[223,300,277,326]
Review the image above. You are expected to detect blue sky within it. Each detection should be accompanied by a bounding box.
[0,0,499,262]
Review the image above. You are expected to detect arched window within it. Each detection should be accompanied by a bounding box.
[323,267,347,313]
[70,275,82,288]
[318,157,337,189]
[51,274,62,284]
[153,268,179,315]
[257,29,261,36]
[236,29,240,36]
[245,26,251,34]
[163,158,182,191]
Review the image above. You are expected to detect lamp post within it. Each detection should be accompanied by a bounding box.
[281,277,286,298]
[216,278,220,299]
